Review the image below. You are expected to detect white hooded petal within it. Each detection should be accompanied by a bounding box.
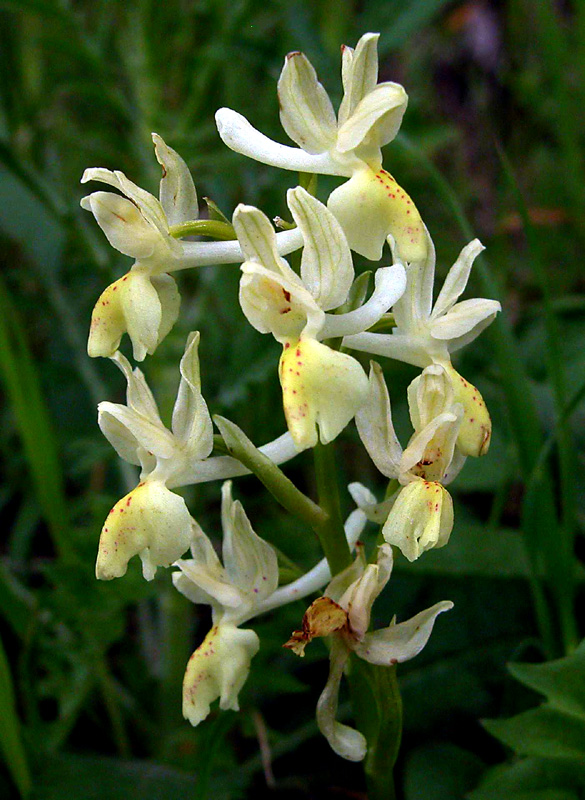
[96,480,193,580]
[152,132,199,226]
[215,108,344,175]
[287,186,354,311]
[337,82,407,153]
[232,203,298,281]
[348,482,394,526]
[183,624,259,726]
[431,239,485,319]
[355,361,403,478]
[338,33,380,127]
[110,351,161,422]
[400,411,459,478]
[98,401,176,461]
[239,261,321,342]
[321,264,407,338]
[220,482,279,603]
[277,51,337,154]
[121,271,164,361]
[344,545,393,639]
[171,331,213,458]
[173,521,243,611]
[96,408,142,466]
[407,364,454,431]
[279,337,368,451]
[316,639,366,762]
[382,480,454,561]
[353,600,453,665]
[151,273,181,349]
[80,192,159,260]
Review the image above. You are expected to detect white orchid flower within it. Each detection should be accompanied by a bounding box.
[216,32,426,262]
[81,133,303,361]
[344,231,500,456]
[96,332,304,580]
[174,483,369,728]
[232,186,406,451]
[95,331,213,580]
[353,362,466,561]
[284,544,452,760]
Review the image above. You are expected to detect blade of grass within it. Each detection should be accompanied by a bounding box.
[0,634,32,799]
[0,275,71,559]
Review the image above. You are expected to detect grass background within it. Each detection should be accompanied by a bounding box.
[1,0,584,797]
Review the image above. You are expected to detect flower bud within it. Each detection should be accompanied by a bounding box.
[96,479,192,581]
[443,363,491,457]
[382,479,453,561]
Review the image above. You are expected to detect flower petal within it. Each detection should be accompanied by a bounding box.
[171,331,213,458]
[97,408,142,466]
[287,186,354,311]
[152,132,198,226]
[355,361,403,478]
[400,411,460,479]
[277,51,337,154]
[342,332,433,370]
[338,33,380,127]
[407,364,454,431]
[173,521,242,611]
[345,544,393,638]
[183,624,259,726]
[239,262,321,341]
[279,337,368,451]
[327,168,426,262]
[353,600,454,665]
[215,108,343,175]
[431,239,485,319]
[80,192,159,259]
[322,264,406,338]
[382,480,453,561]
[232,204,296,278]
[96,480,193,580]
[430,298,501,341]
[110,351,161,421]
[443,364,492,457]
[316,639,366,762]
[337,82,407,153]
[98,401,176,462]
[220,482,279,603]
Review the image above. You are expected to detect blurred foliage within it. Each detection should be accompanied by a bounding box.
[0,0,584,797]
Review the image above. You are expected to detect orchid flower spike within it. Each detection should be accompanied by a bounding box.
[172,481,279,727]
[284,544,453,760]
[216,32,426,262]
[81,133,303,360]
[174,486,370,728]
[353,361,466,561]
[233,186,406,452]
[345,231,501,456]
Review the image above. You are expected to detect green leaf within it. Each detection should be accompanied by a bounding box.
[0,634,32,798]
[508,640,585,718]
[484,707,585,761]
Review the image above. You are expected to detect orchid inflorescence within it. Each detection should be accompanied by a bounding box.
[81,32,500,763]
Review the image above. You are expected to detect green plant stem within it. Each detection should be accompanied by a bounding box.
[312,442,351,576]
[214,416,327,530]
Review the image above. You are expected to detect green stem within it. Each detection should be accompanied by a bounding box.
[312,442,351,575]
[169,219,236,240]
[214,416,327,531]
